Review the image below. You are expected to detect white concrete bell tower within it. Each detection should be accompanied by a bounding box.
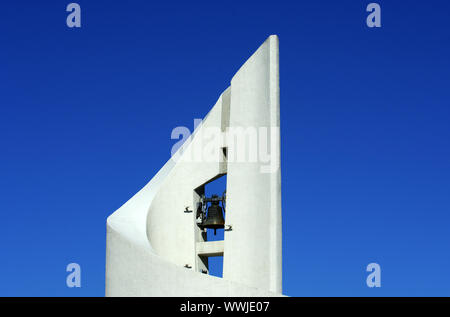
[105,35,282,296]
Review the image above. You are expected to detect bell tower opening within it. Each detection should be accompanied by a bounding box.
[205,175,226,277]
[195,174,226,277]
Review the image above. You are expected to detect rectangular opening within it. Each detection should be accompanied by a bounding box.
[208,256,223,278]
[202,174,227,277]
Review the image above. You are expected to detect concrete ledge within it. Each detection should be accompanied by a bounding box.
[196,241,224,257]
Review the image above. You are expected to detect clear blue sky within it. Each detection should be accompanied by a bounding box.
[1,0,449,296]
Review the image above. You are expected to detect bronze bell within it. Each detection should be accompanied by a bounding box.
[202,200,225,234]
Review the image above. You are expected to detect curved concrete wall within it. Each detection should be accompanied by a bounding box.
[146,91,227,268]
